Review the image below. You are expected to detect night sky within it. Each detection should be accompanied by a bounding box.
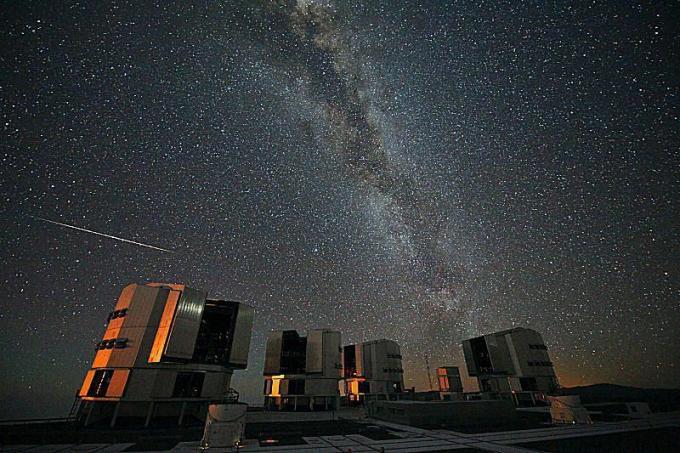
[2,1,679,419]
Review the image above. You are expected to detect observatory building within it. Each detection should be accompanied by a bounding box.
[342,339,404,403]
[76,283,254,427]
[263,329,342,411]
[436,366,463,400]
[462,327,558,403]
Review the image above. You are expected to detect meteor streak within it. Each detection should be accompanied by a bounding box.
[31,216,173,253]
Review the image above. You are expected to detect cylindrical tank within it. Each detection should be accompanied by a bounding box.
[200,402,248,449]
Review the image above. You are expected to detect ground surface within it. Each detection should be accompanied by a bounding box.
[1,411,679,452]
[515,426,680,453]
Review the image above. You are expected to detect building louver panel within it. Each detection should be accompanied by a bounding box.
[163,286,207,359]
[228,304,254,368]
[305,329,323,373]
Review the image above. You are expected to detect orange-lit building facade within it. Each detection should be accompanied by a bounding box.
[436,366,463,400]
[76,283,253,427]
[342,339,404,403]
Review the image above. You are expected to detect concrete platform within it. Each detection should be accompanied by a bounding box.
[2,411,679,452]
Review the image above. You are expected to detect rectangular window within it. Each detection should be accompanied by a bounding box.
[288,379,305,395]
[106,309,128,323]
[520,377,538,391]
[279,331,307,374]
[358,381,370,394]
[343,345,356,378]
[96,338,127,350]
[191,301,239,366]
[87,369,114,397]
[438,376,449,392]
[470,336,492,372]
[172,372,205,397]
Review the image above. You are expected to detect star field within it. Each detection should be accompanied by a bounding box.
[1,1,679,418]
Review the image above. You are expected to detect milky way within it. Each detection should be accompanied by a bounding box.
[1,1,678,417]
[251,1,487,341]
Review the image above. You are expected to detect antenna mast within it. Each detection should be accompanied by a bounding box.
[425,355,433,391]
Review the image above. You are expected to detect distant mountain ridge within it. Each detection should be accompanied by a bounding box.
[562,383,680,412]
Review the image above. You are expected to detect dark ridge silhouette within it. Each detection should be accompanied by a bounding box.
[562,383,680,412]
